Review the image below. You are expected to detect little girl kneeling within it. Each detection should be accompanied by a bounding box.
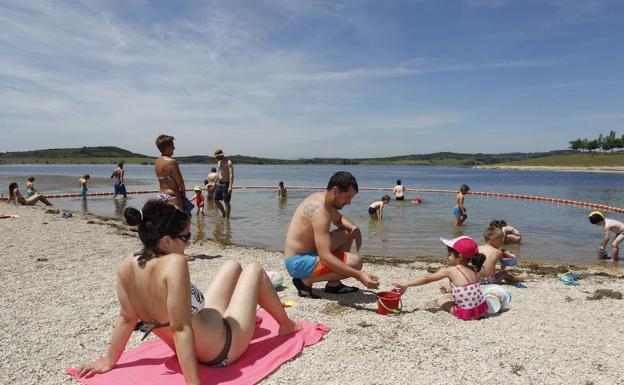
[393,236,488,320]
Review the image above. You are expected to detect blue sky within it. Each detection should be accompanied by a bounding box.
[1,0,623,158]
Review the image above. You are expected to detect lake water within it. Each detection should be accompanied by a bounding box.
[2,164,623,264]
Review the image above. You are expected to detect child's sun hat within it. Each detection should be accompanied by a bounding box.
[588,211,605,224]
[440,236,479,259]
[193,186,202,192]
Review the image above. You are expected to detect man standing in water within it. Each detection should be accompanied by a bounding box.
[283,171,379,298]
[213,148,234,218]
[111,163,127,199]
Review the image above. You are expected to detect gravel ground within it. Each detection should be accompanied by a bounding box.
[1,205,624,385]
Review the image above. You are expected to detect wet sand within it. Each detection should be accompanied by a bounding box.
[2,205,624,385]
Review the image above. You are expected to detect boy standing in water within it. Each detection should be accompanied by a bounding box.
[589,211,624,261]
[79,175,90,200]
[278,181,288,198]
[454,184,469,225]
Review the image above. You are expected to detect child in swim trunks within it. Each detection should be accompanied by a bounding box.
[79,175,90,200]
[454,184,469,225]
[190,186,205,215]
[478,226,528,284]
[589,211,624,261]
[368,195,391,220]
[393,236,488,321]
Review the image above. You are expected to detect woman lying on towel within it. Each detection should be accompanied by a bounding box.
[77,200,301,385]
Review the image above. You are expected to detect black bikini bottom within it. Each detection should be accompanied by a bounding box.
[201,319,232,367]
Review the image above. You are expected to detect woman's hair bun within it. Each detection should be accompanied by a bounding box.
[124,207,142,226]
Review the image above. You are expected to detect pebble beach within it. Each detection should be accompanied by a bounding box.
[2,205,624,385]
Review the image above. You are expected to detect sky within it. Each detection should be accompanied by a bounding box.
[1,0,623,158]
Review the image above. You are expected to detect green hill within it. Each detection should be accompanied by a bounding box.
[0,146,150,164]
[494,152,624,167]
[0,146,575,166]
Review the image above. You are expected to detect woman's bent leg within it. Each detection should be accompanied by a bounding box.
[203,260,242,313]
[224,263,300,362]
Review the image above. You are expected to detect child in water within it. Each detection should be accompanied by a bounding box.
[190,186,205,215]
[490,219,522,244]
[278,181,288,198]
[369,195,391,220]
[79,175,90,200]
[478,226,528,284]
[26,177,36,197]
[393,236,488,320]
[589,211,624,261]
[454,184,469,225]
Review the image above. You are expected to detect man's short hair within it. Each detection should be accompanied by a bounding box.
[484,226,504,242]
[156,135,175,153]
[327,171,358,193]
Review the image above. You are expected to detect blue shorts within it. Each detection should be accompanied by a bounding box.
[80,186,88,197]
[284,253,319,279]
[453,207,462,216]
[480,272,503,285]
[214,182,231,203]
[284,251,348,279]
[113,182,127,197]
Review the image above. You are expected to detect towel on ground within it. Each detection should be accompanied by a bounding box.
[66,312,329,385]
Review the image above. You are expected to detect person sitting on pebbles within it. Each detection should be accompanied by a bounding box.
[283,171,379,298]
[478,226,528,285]
[76,200,301,385]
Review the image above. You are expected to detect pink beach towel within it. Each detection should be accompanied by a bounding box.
[66,312,329,385]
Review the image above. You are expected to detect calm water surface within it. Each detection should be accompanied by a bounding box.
[2,164,623,263]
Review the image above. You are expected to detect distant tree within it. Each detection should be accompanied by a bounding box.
[569,138,583,151]
[588,139,600,153]
[597,134,604,152]
[602,130,617,152]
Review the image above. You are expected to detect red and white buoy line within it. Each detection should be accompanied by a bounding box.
[243,185,624,214]
[23,185,624,215]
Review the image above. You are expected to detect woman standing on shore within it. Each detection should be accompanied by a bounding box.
[76,200,301,385]
[154,134,188,212]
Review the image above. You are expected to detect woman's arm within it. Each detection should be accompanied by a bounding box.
[166,255,200,385]
[77,274,138,378]
[171,160,186,194]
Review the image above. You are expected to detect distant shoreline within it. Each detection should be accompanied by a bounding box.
[476,165,624,174]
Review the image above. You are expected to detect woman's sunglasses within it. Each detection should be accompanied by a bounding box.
[176,232,192,243]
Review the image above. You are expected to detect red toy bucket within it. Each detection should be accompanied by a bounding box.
[376,291,402,315]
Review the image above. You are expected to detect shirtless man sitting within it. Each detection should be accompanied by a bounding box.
[283,171,379,298]
[478,226,528,285]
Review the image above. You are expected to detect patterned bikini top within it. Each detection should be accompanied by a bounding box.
[450,266,484,310]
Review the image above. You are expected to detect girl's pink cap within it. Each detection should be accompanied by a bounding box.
[440,236,479,259]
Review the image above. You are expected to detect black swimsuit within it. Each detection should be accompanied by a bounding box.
[368,206,377,215]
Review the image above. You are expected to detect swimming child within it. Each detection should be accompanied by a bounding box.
[393,179,406,201]
[25,177,36,197]
[278,181,287,198]
[478,226,529,284]
[490,219,522,244]
[190,186,205,215]
[588,211,624,261]
[393,236,488,320]
[453,184,469,225]
[79,175,90,200]
[368,195,391,220]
